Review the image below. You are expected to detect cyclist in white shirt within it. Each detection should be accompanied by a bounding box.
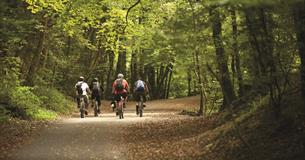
[75,76,90,115]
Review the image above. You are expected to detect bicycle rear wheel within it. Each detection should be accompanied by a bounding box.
[80,103,85,118]
[139,96,143,117]
[118,109,123,119]
[94,101,98,117]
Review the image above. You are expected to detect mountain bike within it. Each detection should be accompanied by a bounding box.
[117,96,124,119]
[137,94,144,117]
[93,98,99,117]
[79,96,86,118]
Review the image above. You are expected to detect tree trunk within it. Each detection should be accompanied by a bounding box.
[188,0,206,116]
[157,64,169,99]
[163,71,168,99]
[166,63,174,99]
[293,1,305,98]
[244,8,276,83]
[146,64,156,99]
[195,49,205,115]
[156,65,163,99]
[106,51,115,99]
[26,17,48,86]
[130,52,138,94]
[187,68,192,96]
[230,8,244,97]
[244,9,265,78]
[138,49,145,79]
[116,49,126,77]
[210,8,236,108]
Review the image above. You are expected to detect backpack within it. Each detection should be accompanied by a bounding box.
[115,79,124,91]
[92,82,100,94]
[76,82,83,95]
[135,80,145,92]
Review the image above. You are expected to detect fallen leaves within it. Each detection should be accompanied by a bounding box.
[0,118,52,159]
[120,114,218,159]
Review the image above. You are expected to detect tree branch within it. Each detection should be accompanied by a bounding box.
[123,0,141,33]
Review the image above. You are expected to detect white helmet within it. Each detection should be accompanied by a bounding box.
[117,73,124,79]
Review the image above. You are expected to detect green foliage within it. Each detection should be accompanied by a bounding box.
[8,86,57,120]
[0,57,21,102]
[33,86,73,114]
[206,0,302,6]
[0,107,10,122]
[27,108,57,120]
[170,73,189,98]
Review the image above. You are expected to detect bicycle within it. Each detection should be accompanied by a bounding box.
[93,97,99,117]
[79,96,86,118]
[116,96,124,119]
[136,94,144,117]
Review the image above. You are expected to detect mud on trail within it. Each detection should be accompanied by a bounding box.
[2,96,207,160]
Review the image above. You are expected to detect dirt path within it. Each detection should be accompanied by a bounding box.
[6,97,200,160]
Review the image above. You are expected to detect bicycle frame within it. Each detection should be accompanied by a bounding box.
[137,94,144,117]
[116,96,124,119]
[79,96,85,118]
[93,97,99,117]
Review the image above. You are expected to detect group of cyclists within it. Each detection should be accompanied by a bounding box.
[74,73,148,117]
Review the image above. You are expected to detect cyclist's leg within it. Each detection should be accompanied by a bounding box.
[114,94,121,107]
[84,95,89,109]
[134,92,139,114]
[135,92,140,105]
[97,96,101,106]
[122,93,127,108]
[91,94,95,107]
[142,92,147,107]
[76,95,81,108]
[97,96,101,113]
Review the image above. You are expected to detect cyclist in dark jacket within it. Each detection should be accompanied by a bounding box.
[134,77,148,114]
[90,77,103,114]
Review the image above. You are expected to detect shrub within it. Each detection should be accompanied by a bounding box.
[0,106,10,122]
[26,108,57,120]
[0,57,21,103]
[0,58,60,120]
[8,86,56,120]
[33,86,74,114]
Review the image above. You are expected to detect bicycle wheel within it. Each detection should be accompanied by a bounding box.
[94,101,98,117]
[139,96,143,117]
[118,109,122,119]
[118,100,124,119]
[80,101,85,118]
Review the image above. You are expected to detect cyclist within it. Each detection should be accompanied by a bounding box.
[112,73,129,108]
[133,77,148,114]
[90,77,103,114]
[75,76,90,115]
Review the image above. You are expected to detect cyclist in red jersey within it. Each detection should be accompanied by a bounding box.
[112,73,129,107]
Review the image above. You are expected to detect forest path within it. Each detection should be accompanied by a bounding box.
[8,96,200,160]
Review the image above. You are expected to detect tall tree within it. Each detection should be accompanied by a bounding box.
[26,17,48,86]
[230,7,244,97]
[293,1,305,99]
[210,7,236,108]
[188,0,206,116]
